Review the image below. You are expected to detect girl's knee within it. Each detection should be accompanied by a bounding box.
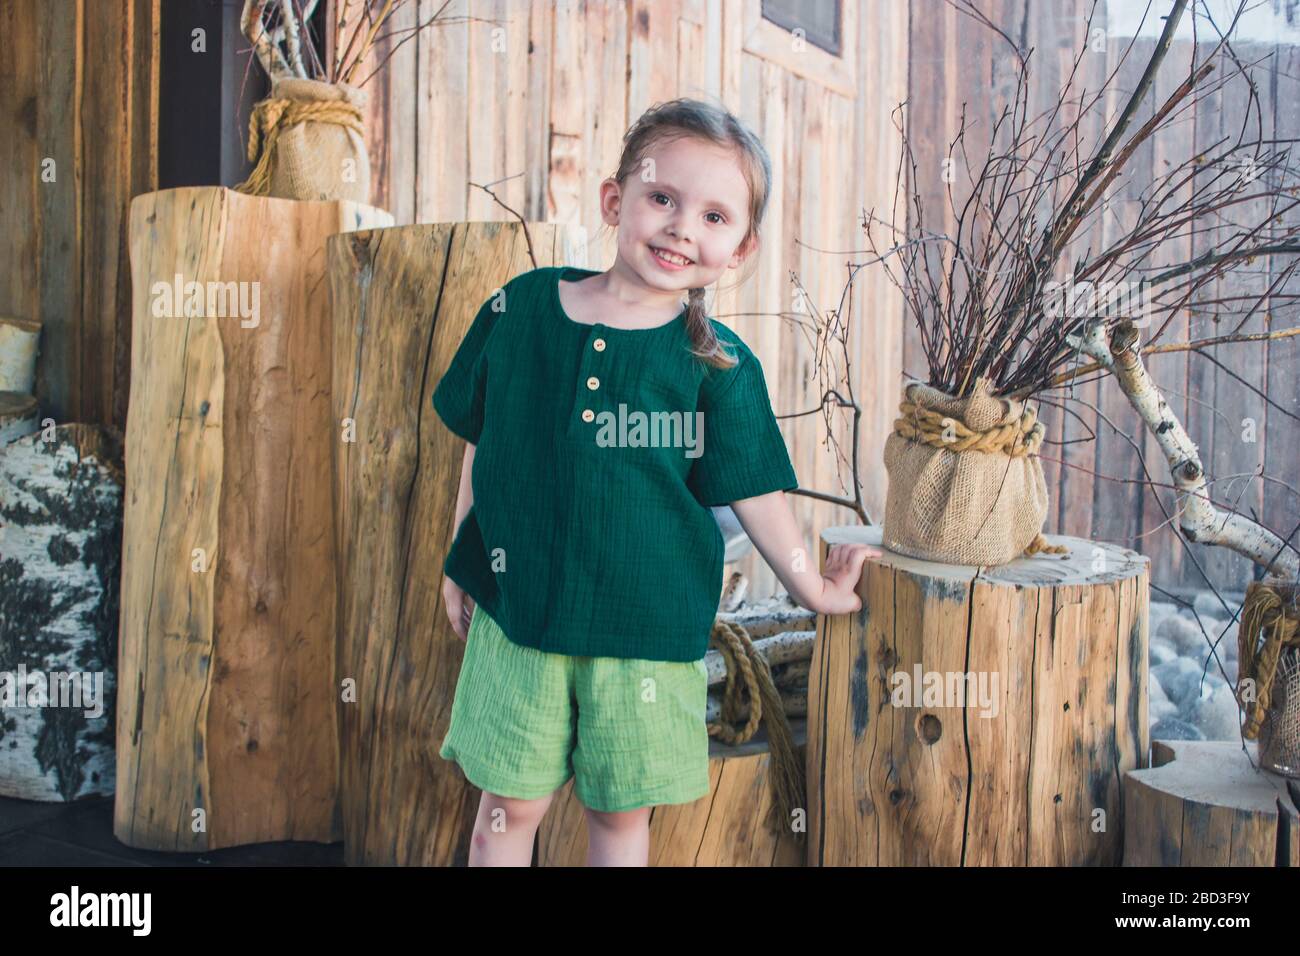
[583,804,651,830]
[480,789,555,827]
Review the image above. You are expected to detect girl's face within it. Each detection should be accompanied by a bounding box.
[601,136,756,296]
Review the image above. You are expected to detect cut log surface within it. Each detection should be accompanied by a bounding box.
[329,221,587,866]
[538,719,808,866]
[0,391,39,444]
[810,525,1150,866]
[1123,740,1300,866]
[0,424,123,800]
[116,187,392,851]
[0,317,40,393]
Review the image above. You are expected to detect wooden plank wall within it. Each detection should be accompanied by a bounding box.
[0,0,160,430]
[357,0,910,598]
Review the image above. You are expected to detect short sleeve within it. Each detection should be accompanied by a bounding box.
[431,284,508,444]
[687,348,799,507]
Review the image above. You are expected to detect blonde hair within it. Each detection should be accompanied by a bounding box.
[607,98,772,369]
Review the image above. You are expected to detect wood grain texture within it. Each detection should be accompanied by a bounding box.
[537,720,807,867]
[809,524,1149,866]
[329,221,586,866]
[1122,740,1300,866]
[115,187,391,851]
[0,0,158,429]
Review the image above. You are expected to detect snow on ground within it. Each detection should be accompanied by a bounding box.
[1148,593,1246,742]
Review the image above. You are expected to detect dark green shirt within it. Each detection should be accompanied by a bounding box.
[432,265,798,662]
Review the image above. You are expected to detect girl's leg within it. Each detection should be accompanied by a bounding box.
[470,789,557,866]
[583,805,652,866]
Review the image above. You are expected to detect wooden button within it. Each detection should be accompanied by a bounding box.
[581,409,595,422]
[593,338,606,351]
[586,376,600,390]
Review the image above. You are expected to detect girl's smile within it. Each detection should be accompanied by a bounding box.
[649,244,694,270]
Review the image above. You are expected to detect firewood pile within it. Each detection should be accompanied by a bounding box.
[706,572,815,724]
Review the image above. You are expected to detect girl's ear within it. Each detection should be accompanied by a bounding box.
[598,177,623,226]
[729,233,758,269]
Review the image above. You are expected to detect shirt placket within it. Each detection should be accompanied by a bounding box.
[567,326,610,448]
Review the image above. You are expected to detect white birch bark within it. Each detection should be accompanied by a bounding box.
[0,424,123,800]
[1071,319,1298,580]
[0,318,40,393]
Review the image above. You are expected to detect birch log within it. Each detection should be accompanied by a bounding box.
[0,392,39,444]
[328,221,587,866]
[116,186,392,851]
[538,719,808,867]
[0,424,123,800]
[1073,319,1299,580]
[809,524,1150,866]
[0,318,40,393]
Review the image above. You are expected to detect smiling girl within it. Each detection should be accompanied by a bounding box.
[432,98,877,867]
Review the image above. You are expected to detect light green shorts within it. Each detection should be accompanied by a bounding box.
[438,604,710,813]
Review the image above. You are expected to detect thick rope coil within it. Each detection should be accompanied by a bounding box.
[892,399,1045,457]
[707,618,806,840]
[235,97,365,197]
[1236,582,1300,739]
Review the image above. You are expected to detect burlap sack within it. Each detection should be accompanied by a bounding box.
[882,376,1061,565]
[237,78,371,203]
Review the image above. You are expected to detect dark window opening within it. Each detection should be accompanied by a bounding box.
[761,0,842,58]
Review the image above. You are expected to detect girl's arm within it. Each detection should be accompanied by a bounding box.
[453,442,475,528]
[441,441,477,639]
[729,491,878,615]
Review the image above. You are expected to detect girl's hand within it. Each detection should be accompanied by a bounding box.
[442,575,475,641]
[816,543,883,614]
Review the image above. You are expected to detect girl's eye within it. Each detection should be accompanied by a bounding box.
[651,192,671,206]
[705,212,725,225]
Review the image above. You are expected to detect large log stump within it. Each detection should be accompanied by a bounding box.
[538,720,807,866]
[0,424,123,800]
[1123,740,1300,866]
[116,187,391,850]
[810,525,1149,866]
[328,221,587,865]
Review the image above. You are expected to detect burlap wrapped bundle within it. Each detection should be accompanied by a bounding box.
[882,376,1067,565]
[236,78,370,203]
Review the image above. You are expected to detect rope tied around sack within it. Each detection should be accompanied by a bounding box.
[707,618,806,840]
[235,97,365,197]
[891,398,1069,557]
[1237,582,1300,740]
[893,398,1045,457]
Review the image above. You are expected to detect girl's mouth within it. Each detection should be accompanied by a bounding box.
[650,245,693,270]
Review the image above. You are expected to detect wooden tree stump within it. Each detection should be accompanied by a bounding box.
[809,525,1149,866]
[538,720,808,867]
[1123,740,1300,866]
[328,221,587,866]
[116,187,391,851]
[0,424,123,800]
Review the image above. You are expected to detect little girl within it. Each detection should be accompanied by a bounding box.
[433,98,876,867]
